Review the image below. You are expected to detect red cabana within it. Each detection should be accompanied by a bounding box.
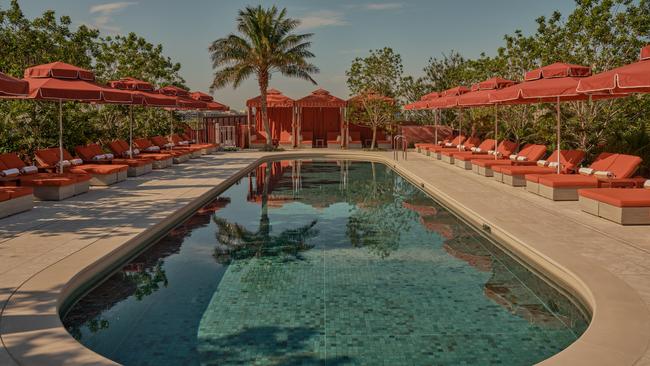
[0,72,28,96]
[23,62,134,172]
[577,45,650,94]
[489,62,595,173]
[245,88,295,148]
[296,89,346,148]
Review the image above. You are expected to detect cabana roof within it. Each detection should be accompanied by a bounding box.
[296,88,346,108]
[246,88,294,108]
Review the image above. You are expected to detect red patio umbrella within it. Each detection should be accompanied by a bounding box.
[23,62,133,172]
[577,45,650,94]
[159,85,208,140]
[0,72,29,96]
[427,86,471,150]
[457,78,516,158]
[489,62,594,173]
[109,78,178,157]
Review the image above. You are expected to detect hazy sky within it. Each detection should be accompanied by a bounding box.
[9,0,575,110]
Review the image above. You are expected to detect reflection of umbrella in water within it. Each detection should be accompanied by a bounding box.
[441,232,493,272]
[401,201,438,217]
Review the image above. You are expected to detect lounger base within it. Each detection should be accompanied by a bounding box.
[538,185,581,201]
[189,150,202,158]
[89,174,118,186]
[0,194,34,219]
[33,185,75,201]
[455,160,473,170]
[441,154,454,164]
[172,154,191,164]
[503,174,527,187]
[474,165,494,177]
[526,181,539,195]
[151,158,172,169]
[75,181,90,196]
[493,172,503,183]
[127,163,153,177]
[580,196,650,225]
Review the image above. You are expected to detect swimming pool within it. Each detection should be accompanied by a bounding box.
[62,159,588,365]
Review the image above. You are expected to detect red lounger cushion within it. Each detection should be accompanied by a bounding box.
[498,166,556,176]
[579,188,650,207]
[0,190,10,202]
[4,186,33,198]
[20,173,81,186]
[70,164,127,175]
[537,175,598,188]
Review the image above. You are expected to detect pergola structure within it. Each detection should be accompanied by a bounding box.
[245,89,295,148]
[295,89,346,148]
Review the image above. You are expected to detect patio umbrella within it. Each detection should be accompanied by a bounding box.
[428,86,470,150]
[489,62,593,173]
[0,72,29,96]
[577,45,650,94]
[457,77,516,159]
[109,78,177,157]
[189,91,229,144]
[23,62,133,172]
[159,85,208,141]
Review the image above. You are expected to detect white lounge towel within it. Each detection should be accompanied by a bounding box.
[92,154,106,161]
[594,170,614,178]
[509,154,518,161]
[20,165,38,175]
[56,160,72,168]
[444,142,453,147]
[104,153,114,159]
[474,148,482,153]
[644,180,650,189]
[548,162,559,168]
[516,156,528,161]
[1,168,20,177]
[470,147,477,152]
[578,167,595,176]
[163,143,175,148]
[145,146,160,152]
[536,160,548,167]
[70,158,84,166]
[178,141,190,146]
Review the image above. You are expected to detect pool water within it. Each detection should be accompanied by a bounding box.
[62,160,588,366]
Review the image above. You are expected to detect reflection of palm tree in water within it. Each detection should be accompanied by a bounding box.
[214,164,319,264]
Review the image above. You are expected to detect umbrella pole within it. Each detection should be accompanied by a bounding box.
[556,96,561,174]
[58,99,63,174]
[169,110,174,141]
[494,104,498,160]
[129,105,134,159]
[434,109,438,144]
[457,108,462,151]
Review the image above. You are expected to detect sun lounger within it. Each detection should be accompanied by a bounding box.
[532,153,642,201]
[150,136,201,158]
[180,133,218,153]
[492,150,585,186]
[579,182,650,224]
[35,148,128,186]
[347,131,361,149]
[171,134,216,154]
[424,135,466,157]
[439,137,482,163]
[108,140,173,169]
[453,140,518,170]
[0,186,33,219]
[471,144,547,177]
[134,138,190,164]
[0,153,90,200]
[76,143,153,177]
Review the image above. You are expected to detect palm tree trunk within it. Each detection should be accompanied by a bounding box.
[259,72,272,148]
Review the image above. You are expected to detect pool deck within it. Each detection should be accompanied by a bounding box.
[0,149,649,365]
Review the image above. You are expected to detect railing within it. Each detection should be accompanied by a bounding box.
[393,135,408,161]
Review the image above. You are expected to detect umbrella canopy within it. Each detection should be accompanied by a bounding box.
[296,88,346,108]
[246,88,294,108]
[159,85,191,98]
[457,77,516,107]
[489,63,592,104]
[158,85,207,109]
[189,91,229,111]
[427,86,470,109]
[0,72,29,96]
[109,78,177,107]
[577,45,650,94]
[405,92,440,110]
[421,91,440,101]
[24,62,132,103]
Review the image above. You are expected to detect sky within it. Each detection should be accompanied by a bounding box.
[8,0,576,111]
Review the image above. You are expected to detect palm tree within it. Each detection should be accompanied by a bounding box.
[209,6,319,148]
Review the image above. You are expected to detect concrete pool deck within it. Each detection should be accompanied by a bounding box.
[0,149,649,365]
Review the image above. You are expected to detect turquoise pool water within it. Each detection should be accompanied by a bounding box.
[62,160,588,365]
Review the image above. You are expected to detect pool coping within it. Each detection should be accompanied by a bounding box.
[0,150,648,365]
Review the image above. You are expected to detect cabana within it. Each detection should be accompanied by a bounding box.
[246,89,295,148]
[296,89,346,148]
